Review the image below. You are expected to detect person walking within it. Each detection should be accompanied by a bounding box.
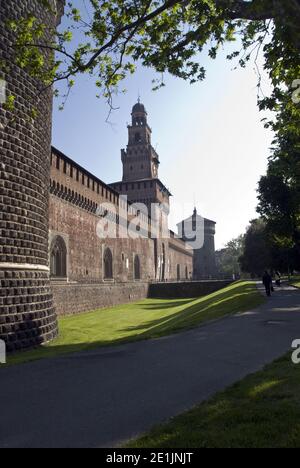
[275,271,281,287]
[263,271,273,297]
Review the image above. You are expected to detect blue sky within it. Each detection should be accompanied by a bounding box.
[52,4,273,249]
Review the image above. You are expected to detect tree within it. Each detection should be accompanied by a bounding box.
[240,218,300,276]
[216,235,244,277]
[2,0,299,112]
[257,111,300,255]
[240,219,272,276]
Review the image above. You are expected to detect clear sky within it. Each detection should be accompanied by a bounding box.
[52,5,274,250]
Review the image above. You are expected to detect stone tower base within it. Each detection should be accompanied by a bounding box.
[0,268,58,352]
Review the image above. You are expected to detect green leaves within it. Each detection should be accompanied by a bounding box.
[4,0,299,135]
[2,94,15,112]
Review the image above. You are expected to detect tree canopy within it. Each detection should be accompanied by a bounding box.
[2,0,299,261]
[216,235,244,277]
[3,0,299,113]
[240,218,300,275]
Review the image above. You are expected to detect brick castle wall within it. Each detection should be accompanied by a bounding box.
[49,194,156,282]
[168,234,193,281]
[49,147,193,284]
[0,0,63,351]
[51,280,232,316]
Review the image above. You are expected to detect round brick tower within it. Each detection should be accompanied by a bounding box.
[0,0,64,351]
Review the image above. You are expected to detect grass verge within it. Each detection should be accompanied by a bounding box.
[6,281,264,366]
[125,353,300,448]
[290,276,300,288]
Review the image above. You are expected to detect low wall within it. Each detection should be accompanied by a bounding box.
[148,280,233,299]
[51,281,150,316]
[51,280,233,316]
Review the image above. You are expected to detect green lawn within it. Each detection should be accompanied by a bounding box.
[290,276,300,288]
[7,281,264,366]
[126,354,300,448]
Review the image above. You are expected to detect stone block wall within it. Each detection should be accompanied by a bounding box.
[52,281,150,316]
[0,0,63,351]
[51,280,233,317]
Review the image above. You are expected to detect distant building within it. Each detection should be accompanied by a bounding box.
[178,208,217,279]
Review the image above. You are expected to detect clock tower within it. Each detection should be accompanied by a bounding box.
[110,101,171,217]
[121,100,160,182]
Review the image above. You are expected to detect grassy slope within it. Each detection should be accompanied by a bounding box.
[7,281,264,366]
[126,354,300,448]
[290,276,300,288]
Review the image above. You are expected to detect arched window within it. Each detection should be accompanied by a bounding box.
[177,264,181,281]
[50,236,67,278]
[134,255,141,280]
[104,248,113,280]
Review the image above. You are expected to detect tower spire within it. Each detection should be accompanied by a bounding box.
[121,101,160,182]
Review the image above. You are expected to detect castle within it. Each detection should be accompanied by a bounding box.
[49,102,217,291]
[0,1,216,351]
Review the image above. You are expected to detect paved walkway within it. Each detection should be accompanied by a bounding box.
[0,283,300,448]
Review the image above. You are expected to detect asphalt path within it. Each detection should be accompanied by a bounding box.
[0,283,299,448]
